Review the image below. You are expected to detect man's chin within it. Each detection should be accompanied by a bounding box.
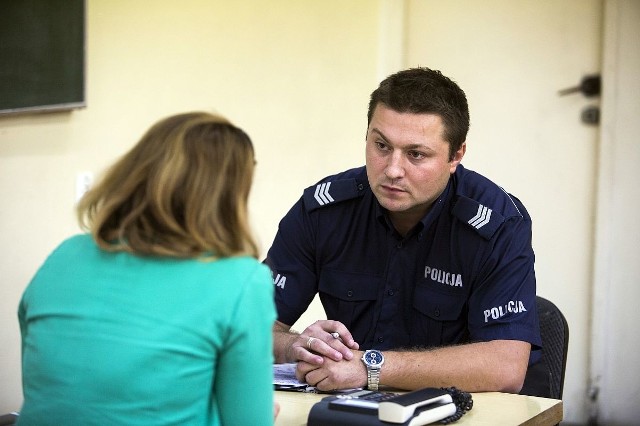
[376,198,409,213]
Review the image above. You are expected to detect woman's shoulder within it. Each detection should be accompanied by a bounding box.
[40,234,96,263]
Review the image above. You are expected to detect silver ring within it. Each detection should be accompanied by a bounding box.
[330,332,340,339]
[306,336,316,349]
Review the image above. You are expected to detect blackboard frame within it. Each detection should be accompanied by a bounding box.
[0,0,86,115]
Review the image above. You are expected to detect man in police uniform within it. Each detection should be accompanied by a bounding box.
[265,68,541,393]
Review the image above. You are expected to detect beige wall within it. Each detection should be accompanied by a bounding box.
[0,0,379,412]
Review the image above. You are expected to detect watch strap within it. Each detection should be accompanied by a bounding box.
[367,366,381,390]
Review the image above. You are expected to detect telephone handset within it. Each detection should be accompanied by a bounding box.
[328,388,457,425]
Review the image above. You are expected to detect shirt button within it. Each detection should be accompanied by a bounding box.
[387,289,394,296]
[434,309,440,317]
[347,290,353,297]
[357,183,364,191]
[378,337,384,343]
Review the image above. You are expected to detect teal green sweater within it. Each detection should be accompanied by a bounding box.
[18,234,276,425]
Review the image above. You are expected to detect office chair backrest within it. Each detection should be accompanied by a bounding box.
[521,295,570,400]
[538,296,569,399]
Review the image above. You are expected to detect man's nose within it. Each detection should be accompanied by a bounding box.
[384,153,405,180]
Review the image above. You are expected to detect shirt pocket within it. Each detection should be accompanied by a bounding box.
[410,284,468,347]
[318,269,380,342]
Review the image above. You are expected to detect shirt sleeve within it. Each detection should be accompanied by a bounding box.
[214,263,277,426]
[467,213,542,350]
[264,198,319,326]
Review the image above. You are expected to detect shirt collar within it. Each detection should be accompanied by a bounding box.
[374,176,455,237]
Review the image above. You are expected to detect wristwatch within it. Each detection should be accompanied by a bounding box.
[361,349,385,390]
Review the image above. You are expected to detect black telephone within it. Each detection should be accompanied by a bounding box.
[308,388,458,426]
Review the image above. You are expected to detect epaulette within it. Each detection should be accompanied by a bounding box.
[303,178,366,212]
[452,196,505,240]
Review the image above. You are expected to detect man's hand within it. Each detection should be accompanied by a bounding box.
[296,351,368,391]
[272,320,359,365]
[276,335,531,393]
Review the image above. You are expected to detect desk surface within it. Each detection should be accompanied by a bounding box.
[275,390,562,426]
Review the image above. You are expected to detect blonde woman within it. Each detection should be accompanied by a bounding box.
[18,112,277,425]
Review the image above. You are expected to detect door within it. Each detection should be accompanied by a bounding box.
[398,1,602,423]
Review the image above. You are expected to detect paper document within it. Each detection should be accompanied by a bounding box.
[273,363,313,391]
[273,363,362,393]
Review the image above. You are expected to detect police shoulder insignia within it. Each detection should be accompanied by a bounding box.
[452,196,505,240]
[303,178,365,211]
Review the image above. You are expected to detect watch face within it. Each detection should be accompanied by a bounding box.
[364,350,384,366]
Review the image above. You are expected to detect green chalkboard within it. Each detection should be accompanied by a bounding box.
[0,0,85,115]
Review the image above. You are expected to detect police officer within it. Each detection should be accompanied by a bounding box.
[265,67,541,393]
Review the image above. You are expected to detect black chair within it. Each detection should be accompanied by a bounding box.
[520,295,569,400]
[0,412,18,426]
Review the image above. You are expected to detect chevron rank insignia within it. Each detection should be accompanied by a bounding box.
[303,178,364,211]
[452,196,505,240]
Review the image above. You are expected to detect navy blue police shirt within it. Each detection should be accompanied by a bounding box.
[265,165,541,359]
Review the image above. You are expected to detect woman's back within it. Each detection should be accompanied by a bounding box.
[18,234,275,425]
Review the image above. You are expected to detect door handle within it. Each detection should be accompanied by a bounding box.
[558,75,601,97]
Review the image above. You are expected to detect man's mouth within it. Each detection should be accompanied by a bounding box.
[381,184,406,194]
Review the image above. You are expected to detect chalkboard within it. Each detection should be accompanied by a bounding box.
[0,0,86,115]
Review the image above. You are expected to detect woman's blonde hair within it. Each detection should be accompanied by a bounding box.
[78,111,259,259]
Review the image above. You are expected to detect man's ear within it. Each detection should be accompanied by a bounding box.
[449,142,466,173]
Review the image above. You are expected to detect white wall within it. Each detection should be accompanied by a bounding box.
[590,1,640,424]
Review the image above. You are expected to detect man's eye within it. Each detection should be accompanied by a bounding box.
[375,141,389,150]
[408,151,425,160]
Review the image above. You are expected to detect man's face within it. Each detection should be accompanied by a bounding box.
[366,104,465,229]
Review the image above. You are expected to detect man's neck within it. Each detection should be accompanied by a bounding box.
[389,209,428,237]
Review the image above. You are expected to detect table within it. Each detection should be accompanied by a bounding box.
[274,390,562,426]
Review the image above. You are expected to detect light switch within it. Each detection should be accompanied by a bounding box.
[76,172,94,202]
